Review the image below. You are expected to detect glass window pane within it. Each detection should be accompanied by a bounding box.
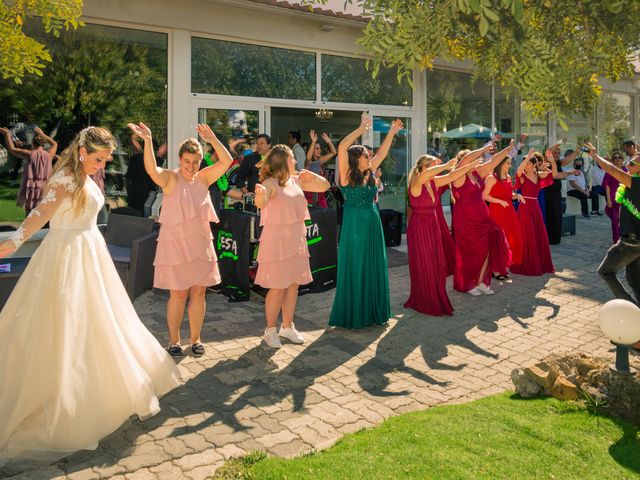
[426,69,491,161]
[321,54,412,106]
[0,23,168,208]
[597,92,632,156]
[197,108,259,143]
[191,37,316,100]
[519,103,549,153]
[374,116,411,222]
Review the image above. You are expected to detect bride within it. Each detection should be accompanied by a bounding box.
[0,126,180,465]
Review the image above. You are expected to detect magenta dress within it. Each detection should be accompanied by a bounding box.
[17,148,52,212]
[602,173,621,243]
[435,185,456,276]
[154,171,221,290]
[255,177,312,289]
[451,172,510,292]
[404,181,453,316]
[510,174,554,276]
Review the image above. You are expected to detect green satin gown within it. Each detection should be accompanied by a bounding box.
[328,183,390,328]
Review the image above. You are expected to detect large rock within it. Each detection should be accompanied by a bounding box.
[525,364,558,389]
[551,375,579,401]
[511,368,542,398]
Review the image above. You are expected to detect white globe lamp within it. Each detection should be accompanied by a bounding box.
[599,299,640,372]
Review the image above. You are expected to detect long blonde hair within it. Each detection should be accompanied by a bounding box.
[52,126,116,215]
[408,154,438,187]
[259,144,293,186]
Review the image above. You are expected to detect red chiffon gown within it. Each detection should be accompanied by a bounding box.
[510,174,555,275]
[487,174,523,269]
[451,172,510,292]
[436,185,456,276]
[404,181,453,316]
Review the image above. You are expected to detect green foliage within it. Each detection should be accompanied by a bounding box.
[220,392,640,479]
[0,23,168,146]
[305,0,640,121]
[0,0,84,83]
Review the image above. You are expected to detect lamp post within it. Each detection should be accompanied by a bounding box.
[598,299,640,372]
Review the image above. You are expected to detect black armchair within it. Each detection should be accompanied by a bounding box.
[101,214,157,300]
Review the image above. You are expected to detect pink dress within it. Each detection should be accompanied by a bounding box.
[510,174,554,276]
[404,181,453,316]
[17,148,52,212]
[255,177,312,289]
[451,172,510,292]
[154,170,221,290]
[435,184,456,276]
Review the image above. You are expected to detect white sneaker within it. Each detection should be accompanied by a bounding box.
[467,287,482,296]
[279,324,305,344]
[477,283,495,295]
[263,327,281,348]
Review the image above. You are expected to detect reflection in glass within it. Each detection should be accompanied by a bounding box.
[191,37,315,100]
[374,116,411,220]
[426,69,492,159]
[197,108,259,143]
[597,93,632,156]
[321,54,412,106]
[0,23,168,201]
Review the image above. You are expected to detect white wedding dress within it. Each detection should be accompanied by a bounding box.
[0,169,180,465]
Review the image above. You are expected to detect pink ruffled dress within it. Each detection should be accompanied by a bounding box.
[153,170,221,290]
[255,177,312,289]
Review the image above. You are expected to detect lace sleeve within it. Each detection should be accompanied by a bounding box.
[9,171,75,249]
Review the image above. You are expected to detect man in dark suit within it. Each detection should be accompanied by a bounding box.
[234,133,271,195]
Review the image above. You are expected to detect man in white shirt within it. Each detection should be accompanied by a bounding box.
[288,131,306,171]
[566,157,600,218]
[623,140,637,165]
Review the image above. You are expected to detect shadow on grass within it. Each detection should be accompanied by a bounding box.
[609,422,640,474]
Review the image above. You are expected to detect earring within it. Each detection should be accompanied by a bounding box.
[79,155,84,162]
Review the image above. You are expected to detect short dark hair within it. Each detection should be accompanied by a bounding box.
[288,131,300,143]
[256,133,271,145]
[622,140,636,148]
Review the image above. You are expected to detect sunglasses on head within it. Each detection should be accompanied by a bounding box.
[613,155,623,160]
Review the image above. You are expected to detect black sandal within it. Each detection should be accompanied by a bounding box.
[191,342,205,357]
[167,344,183,357]
[495,274,509,281]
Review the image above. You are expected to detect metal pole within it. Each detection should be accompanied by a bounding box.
[614,343,630,372]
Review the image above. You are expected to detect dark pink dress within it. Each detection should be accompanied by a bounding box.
[602,173,621,243]
[451,172,510,292]
[404,181,453,316]
[17,148,52,212]
[510,174,554,276]
[435,185,456,276]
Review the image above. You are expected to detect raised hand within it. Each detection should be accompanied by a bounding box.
[445,158,458,170]
[309,130,318,142]
[321,132,331,143]
[127,122,152,142]
[520,133,528,143]
[359,114,373,132]
[196,124,218,144]
[584,142,597,155]
[390,119,404,134]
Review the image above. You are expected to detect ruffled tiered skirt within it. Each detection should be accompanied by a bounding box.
[154,202,221,290]
[17,152,52,211]
[255,220,312,289]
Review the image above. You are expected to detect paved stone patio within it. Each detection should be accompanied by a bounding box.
[3,214,634,480]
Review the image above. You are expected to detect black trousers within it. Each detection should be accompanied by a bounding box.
[567,189,600,216]
[597,237,640,305]
[545,187,563,244]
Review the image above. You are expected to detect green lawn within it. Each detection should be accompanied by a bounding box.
[214,393,639,480]
[0,180,24,223]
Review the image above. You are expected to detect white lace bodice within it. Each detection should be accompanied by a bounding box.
[9,170,104,248]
